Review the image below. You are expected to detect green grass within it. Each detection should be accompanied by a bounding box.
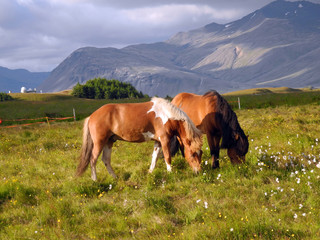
[0,93,149,126]
[224,89,320,109]
[0,91,320,239]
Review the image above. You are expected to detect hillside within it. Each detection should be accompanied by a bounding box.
[39,0,320,96]
[0,66,49,93]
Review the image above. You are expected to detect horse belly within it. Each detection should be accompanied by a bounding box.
[115,129,156,143]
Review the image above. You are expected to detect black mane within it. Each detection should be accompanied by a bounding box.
[204,90,248,155]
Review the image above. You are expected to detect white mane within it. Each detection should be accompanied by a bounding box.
[147,97,190,124]
[148,97,202,149]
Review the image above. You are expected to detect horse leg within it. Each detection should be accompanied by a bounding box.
[207,133,221,169]
[160,137,172,172]
[149,141,161,173]
[90,144,103,181]
[101,143,117,179]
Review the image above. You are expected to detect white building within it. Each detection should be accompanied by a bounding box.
[21,87,37,93]
[21,87,27,93]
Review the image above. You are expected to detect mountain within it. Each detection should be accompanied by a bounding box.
[0,66,50,93]
[39,0,320,96]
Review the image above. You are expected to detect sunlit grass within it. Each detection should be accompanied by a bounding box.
[1,95,320,239]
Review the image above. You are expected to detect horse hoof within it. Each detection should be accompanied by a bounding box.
[212,164,220,169]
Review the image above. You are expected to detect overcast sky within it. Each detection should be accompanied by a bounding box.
[0,0,319,72]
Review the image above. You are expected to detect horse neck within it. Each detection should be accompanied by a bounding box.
[172,120,202,152]
[218,104,241,148]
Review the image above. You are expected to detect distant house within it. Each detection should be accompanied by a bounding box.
[21,87,36,93]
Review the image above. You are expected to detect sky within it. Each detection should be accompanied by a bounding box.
[0,0,319,72]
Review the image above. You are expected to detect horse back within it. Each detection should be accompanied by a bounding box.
[172,92,219,131]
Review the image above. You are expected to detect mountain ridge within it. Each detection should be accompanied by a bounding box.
[39,0,320,96]
[0,66,49,93]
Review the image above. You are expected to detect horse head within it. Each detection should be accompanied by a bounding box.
[173,119,203,173]
[227,130,249,164]
[183,139,203,173]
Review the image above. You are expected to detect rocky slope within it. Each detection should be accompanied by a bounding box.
[39,0,320,96]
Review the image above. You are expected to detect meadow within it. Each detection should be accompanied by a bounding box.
[0,89,320,239]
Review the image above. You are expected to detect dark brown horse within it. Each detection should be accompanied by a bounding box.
[171,91,248,168]
[76,97,203,181]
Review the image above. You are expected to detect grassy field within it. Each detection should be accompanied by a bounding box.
[0,93,149,126]
[1,89,320,239]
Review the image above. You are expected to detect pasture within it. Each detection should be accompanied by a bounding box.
[1,90,320,239]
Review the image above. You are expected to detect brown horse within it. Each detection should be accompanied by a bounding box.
[76,97,203,181]
[171,90,248,168]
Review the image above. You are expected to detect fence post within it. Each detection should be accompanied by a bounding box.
[46,117,50,126]
[73,108,76,121]
[238,97,241,110]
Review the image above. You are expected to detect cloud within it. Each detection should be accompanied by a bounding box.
[0,0,319,71]
[122,4,244,26]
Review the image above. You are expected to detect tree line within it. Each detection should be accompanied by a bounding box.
[72,78,148,99]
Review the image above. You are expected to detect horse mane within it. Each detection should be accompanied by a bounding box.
[150,97,202,151]
[203,91,247,151]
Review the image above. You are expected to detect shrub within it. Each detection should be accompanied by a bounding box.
[0,92,13,101]
[71,78,147,99]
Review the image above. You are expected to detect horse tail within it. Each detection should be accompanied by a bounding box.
[76,117,93,176]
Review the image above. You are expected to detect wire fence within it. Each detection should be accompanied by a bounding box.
[0,116,75,129]
[0,109,77,129]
